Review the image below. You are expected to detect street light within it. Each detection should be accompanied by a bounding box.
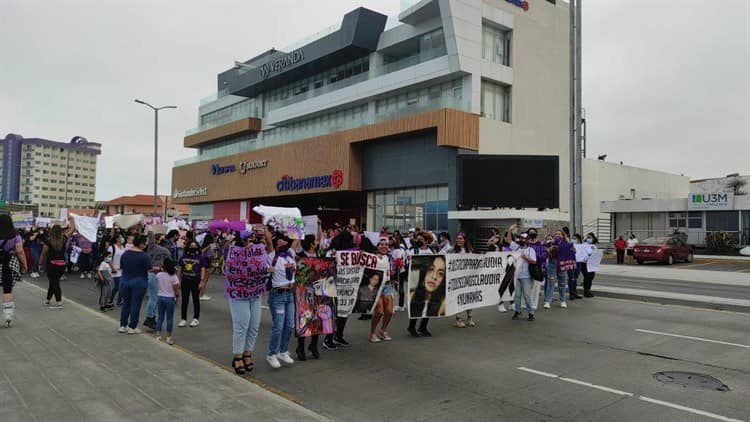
[134,99,177,216]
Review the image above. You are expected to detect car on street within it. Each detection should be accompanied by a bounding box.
[634,235,694,265]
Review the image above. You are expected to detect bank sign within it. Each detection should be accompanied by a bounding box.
[688,192,734,210]
[277,170,344,192]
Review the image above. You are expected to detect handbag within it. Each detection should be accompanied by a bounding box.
[529,261,544,281]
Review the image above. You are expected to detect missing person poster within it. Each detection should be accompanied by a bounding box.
[295,257,337,337]
[223,244,269,300]
[335,250,383,317]
[407,252,518,319]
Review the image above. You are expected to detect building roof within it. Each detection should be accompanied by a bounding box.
[104,195,189,214]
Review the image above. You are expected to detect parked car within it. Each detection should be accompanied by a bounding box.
[634,235,694,265]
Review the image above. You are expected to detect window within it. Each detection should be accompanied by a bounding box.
[688,211,702,229]
[371,185,449,233]
[482,24,512,66]
[669,212,686,228]
[706,211,739,232]
[481,80,511,122]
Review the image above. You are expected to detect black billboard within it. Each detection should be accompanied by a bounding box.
[457,155,559,209]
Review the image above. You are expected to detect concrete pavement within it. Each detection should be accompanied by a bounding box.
[0,281,328,422]
[26,273,750,421]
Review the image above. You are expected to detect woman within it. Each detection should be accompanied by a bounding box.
[390,234,408,312]
[580,233,600,297]
[369,238,394,343]
[323,229,355,350]
[0,214,27,326]
[107,235,126,307]
[555,228,577,301]
[543,234,567,309]
[199,232,215,301]
[29,228,43,278]
[39,220,75,310]
[626,234,638,265]
[572,233,586,299]
[266,234,300,369]
[229,226,271,375]
[526,228,547,312]
[118,234,155,334]
[511,233,537,321]
[408,254,446,337]
[178,240,207,327]
[451,232,476,328]
[295,234,322,361]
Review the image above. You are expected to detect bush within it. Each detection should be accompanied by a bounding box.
[705,232,737,254]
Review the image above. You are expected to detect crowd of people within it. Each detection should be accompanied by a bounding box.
[0,213,602,376]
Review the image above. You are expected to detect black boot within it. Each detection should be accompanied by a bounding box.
[295,339,306,361]
[143,317,156,330]
[584,291,594,298]
[308,335,320,359]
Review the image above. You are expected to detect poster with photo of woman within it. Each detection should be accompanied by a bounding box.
[352,268,385,314]
[408,255,447,319]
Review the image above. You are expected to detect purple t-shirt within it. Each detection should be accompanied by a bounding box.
[179,253,206,281]
[157,272,179,298]
[1,235,21,254]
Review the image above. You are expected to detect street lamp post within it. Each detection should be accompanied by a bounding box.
[134,99,176,216]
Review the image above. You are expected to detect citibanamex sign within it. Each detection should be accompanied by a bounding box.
[276,169,344,192]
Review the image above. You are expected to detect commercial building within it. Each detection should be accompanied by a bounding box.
[171,0,686,241]
[102,194,189,217]
[602,175,750,247]
[1,134,101,217]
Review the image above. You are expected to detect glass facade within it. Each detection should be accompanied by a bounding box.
[372,185,449,233]
[482,24,512,66]
[481,80,511,122]
[380,28,447,76]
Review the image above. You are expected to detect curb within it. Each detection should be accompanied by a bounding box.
[581,285,750,314]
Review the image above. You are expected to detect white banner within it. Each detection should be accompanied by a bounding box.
[407,252,518,319]
[113,214,143,229]
[70,213,100,242]
[302,215,319,239]
[335,250,384,318]
[253,205,304,239]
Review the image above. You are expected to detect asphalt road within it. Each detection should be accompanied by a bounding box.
[594,274,750,301]
[602,257,750,273]
[28,274,750,421]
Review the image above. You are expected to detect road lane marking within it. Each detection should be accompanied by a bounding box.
[638,396,745,422]
[518,367,746,422]
[737,268,750,273]
[636,329,750,349]
[680,261,718,269]
[558,377,633,396]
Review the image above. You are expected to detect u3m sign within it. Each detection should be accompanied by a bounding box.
[688,192,734,210]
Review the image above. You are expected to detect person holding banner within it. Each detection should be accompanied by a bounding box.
[580,233,601,298]
[266,234,300,369]
[526,228,547,312]
[40,219,75,310]
[390,235,408,312]
[451,232,477,328]
[407,252,445,337]
[324,229,356,350]
[368,238,394,343]
[0,214,27,326]
[511,233,538,322]
[295,234,322,360]
[177,240,207,328]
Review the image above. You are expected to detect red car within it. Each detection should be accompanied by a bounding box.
[634,236,694,265]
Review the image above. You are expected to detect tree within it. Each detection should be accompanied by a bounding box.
[725,177,747,196]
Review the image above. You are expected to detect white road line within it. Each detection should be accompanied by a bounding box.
[517,367,558,378]
[635,329,750,349]
[518,367,746,422]
[558,377,633,396]
[638,396,745,422]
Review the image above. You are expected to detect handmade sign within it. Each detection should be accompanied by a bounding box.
[10,211,34,229]
[70,212,101,242]
[335,250,385,317]
[295,257,337,337]
[252,205,304,239]
[223,244,269,300]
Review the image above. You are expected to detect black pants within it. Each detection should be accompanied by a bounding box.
[297,335,319,350]
[397,272,406,308]
[181,278,200,320]
[581,263,596,293]
[408,318,429,331]
[47,263,65,302]
[616,249,625,264]
[325,316,348,343]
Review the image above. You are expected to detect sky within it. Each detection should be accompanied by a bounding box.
[0,0,748,201]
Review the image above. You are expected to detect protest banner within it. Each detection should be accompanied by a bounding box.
[363,231,382,247]
[295,257,337,337]
[253,205,304,239]
[586,248,603,272]
[302,215,318,239]
[193,220,209,231]
[113,214,143,229]
[407,252,518,319]
[70,212,101,242]
[35,217,52,228]
[223,244,269,300]
[59,208,68,221]
[335,250,385,317]
[10,211,34,229]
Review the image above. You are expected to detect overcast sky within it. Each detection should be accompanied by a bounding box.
[1,0,748,201]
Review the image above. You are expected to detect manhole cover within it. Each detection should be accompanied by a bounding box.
[653,371,730,392]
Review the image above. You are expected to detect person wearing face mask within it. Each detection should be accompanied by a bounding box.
[390,235,408,312]
[451,232,476,328]
[96,252,115,312]
[580,233,600,297]
[266,234,301,369]
[368,238,395,343]
[407,232,438,337]
[177,240,207,328]
[143,232,173,330]
[295,233,322,362]
[543,234,566,309]
[572,233,586,299]
[525,228,547,312]
[510,233,537,321]
[555,228,577,301]
[107,234,126,307]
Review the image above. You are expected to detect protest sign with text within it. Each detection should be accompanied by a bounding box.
[335,250,383,317]
[295,257,337,337]
[223,244,269,300]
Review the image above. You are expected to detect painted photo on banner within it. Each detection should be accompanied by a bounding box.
[352,268,385,314]
[295,257,337,337]
[223,244,269,300]
[335,250,381,318]
[407,252,518,319]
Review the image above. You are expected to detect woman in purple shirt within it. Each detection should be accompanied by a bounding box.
[0,214,28,326]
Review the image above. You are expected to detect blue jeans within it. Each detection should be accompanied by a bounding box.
[119,277,147,329]
[110,276,122,305]
[267,289,295,357]
[145,272,158,318]
[156,296,175,333]
[514,277,535,314]
[229,297,262,355]
[31,247,42,273]
[568,264,582,297]
[544,261,567,303]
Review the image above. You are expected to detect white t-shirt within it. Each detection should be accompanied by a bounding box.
[515,247,537,280]
[626,238,637,249]
[268,250,296,288]
[110,244,126,277]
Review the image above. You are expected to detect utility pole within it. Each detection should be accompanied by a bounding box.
[575,0,583,235]
[134,99,176,216]
[568,0,577,235]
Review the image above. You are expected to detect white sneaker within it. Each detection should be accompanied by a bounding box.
[497,303,507,313]
[368,333,381,343]
[543,302,551,309]
[266,354,281,369]
[87,272,92,279]
[199,295,211,301]
[561,302,567,309]
[127,327,142,334]
[177,320,187,328]
[31,272,40,278]
[277,352,294,365]
[189,318,200,327]
[60,275,67,281]
[80,273,86,279]
[118,326,127,333]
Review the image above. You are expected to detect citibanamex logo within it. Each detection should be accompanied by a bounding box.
[331,169,344,188]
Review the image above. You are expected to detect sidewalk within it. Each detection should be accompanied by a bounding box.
[0,282,328,422]
[598,264,750,285]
